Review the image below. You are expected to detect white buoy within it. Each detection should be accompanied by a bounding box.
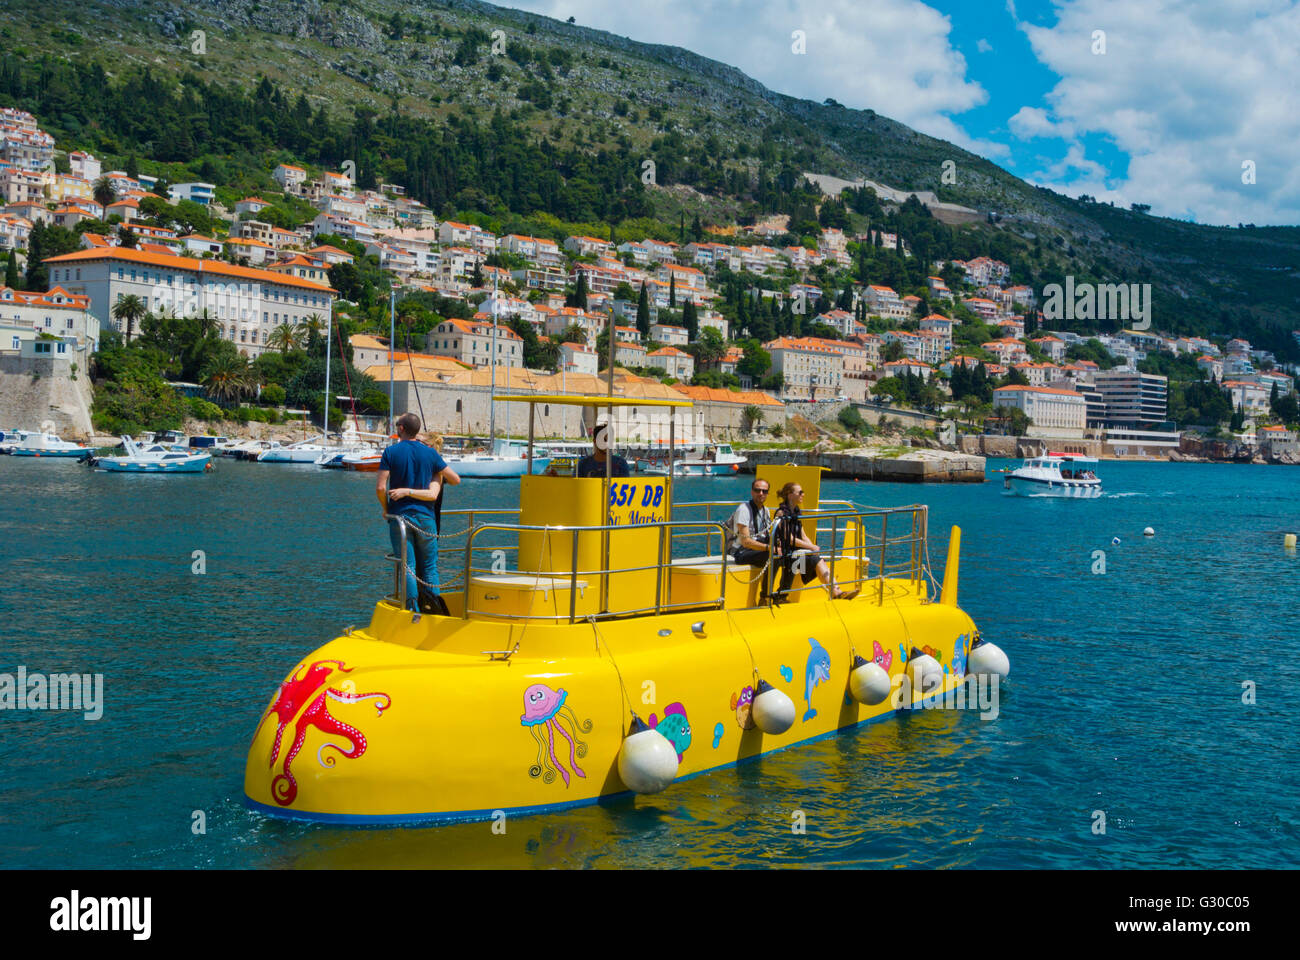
[1112,536,1121,546]
[751,678,796,734]
[967,637,1011,680]
[617,714,679,794]
[1285,533,1297,550]
[849,655,892,706]
[904,647,943,696]
[1143,527,1155,537]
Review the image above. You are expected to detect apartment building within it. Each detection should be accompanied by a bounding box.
[427,316,523,369]
[992,384,1087,437]
[766,336,845,400]
[42,247,335,357]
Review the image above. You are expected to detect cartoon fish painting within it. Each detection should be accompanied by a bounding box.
[802,638,831,722]
[648,702,692,761]
[872,640,893,672]
[952,633,970,678]
[730,685,756,730]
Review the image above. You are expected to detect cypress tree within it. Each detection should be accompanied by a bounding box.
[683,299,698,341]
[669,275,677,308]
[636,282,650,337]
[5,252,19,290]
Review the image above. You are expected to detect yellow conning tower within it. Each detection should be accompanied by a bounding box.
[244,395,1010,825]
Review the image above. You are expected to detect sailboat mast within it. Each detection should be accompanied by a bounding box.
[388,288,395,436]
[323,310,332,442]
[489,267,497,445]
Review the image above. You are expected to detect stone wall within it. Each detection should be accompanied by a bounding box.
[0,355,94,437]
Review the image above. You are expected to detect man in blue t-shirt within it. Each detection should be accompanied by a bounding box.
[377,412,460,614]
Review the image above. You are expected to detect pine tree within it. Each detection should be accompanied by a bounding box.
[636,282,650,338]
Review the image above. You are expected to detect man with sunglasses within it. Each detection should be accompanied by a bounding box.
[727,479,774,599]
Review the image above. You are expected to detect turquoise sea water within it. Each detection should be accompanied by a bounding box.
[1,456,1297,869]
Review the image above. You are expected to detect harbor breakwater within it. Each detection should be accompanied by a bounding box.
[741,446,986,482]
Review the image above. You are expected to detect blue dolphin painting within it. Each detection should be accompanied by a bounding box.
[802,637,831,722]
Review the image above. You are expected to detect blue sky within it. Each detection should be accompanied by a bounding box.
[508,0,1300,226]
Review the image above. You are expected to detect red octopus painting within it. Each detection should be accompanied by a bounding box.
[253,659,391,806]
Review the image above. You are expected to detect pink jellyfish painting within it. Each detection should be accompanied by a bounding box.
[520,683,593,787]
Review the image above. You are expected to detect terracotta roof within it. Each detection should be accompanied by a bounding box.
[993,385,1084,397]
[672,384,782,407]
[41,247,336,293]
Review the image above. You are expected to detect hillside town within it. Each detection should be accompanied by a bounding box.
[3,106,1299,460]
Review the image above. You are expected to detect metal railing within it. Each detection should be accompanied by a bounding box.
[384,502,930,621]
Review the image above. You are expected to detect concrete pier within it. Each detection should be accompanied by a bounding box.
[741,446,986,482]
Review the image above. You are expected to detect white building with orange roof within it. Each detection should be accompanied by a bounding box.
[926,276,952,300]
[1031,335,1066,362]
[564,235,612,258]
[52,205,102,230]
[559,341,598,376]
[615,341,648,369]
[225,237,276,266]
[815,308,856,337]
[997,317,1026,339]
[992,384,1086,437]
[1258,424,1299,456]
[984,337,1030,364]
[0,285,99,355]
[642,239,677,263]
[267,255,329,286]
[881,358,933,381]
[427,315,523,369]
[273,164,307,193]
[545,306,603,346]
[1012,361,1063,387]
[863,284,907,319]
[235,197,273,218]
[42,246,335,356]
[1196,354,1224,380]
[647,345,695,380]
[765,336,845,400]
[1223,380,1270,415]
[68,150,101,182]
[0,212,32,251]
[964,297,999,321]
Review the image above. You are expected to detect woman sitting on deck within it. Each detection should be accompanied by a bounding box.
[770,481,860,603]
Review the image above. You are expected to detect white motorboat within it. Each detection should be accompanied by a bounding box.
[257,439,335,464]
[6,431,91,458]
[636,442,747,477]
[1004,453,1102,497]
[95,436,212,473]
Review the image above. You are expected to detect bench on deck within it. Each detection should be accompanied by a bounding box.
[468,573,591,620]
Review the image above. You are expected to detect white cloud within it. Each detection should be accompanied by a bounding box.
[1009,0,1300,224]
[508,1,1009,159]
[977,38,993,52]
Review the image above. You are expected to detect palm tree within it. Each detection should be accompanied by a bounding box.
[92,176,117,210]
[742,404,765,434]
[301,313,326,344]
[111,294,148,341]
[193,309,219,341]
[267,321,304,354]
[201,354,252,404]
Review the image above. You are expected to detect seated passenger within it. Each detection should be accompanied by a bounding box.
[770,481,859,602]
[576,423,630,477]
[727,478,774,599]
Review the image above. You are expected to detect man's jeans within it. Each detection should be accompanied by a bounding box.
[388,514,439,610]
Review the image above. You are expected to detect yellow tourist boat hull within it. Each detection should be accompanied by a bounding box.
[244,581,979,825]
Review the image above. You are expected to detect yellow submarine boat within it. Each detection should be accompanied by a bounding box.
[244,396,1010,825]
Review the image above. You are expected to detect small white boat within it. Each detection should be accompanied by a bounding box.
[257,439,334,464]
[1004,453,1102,497]
[6,431,90,458]
[441,452,552,478]
[95,436,212,473]
[636,442,746,477]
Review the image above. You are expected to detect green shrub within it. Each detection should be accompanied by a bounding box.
[187,397,225,421]
[261,383,286,405]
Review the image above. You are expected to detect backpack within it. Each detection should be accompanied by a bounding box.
[725,501,768,555]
